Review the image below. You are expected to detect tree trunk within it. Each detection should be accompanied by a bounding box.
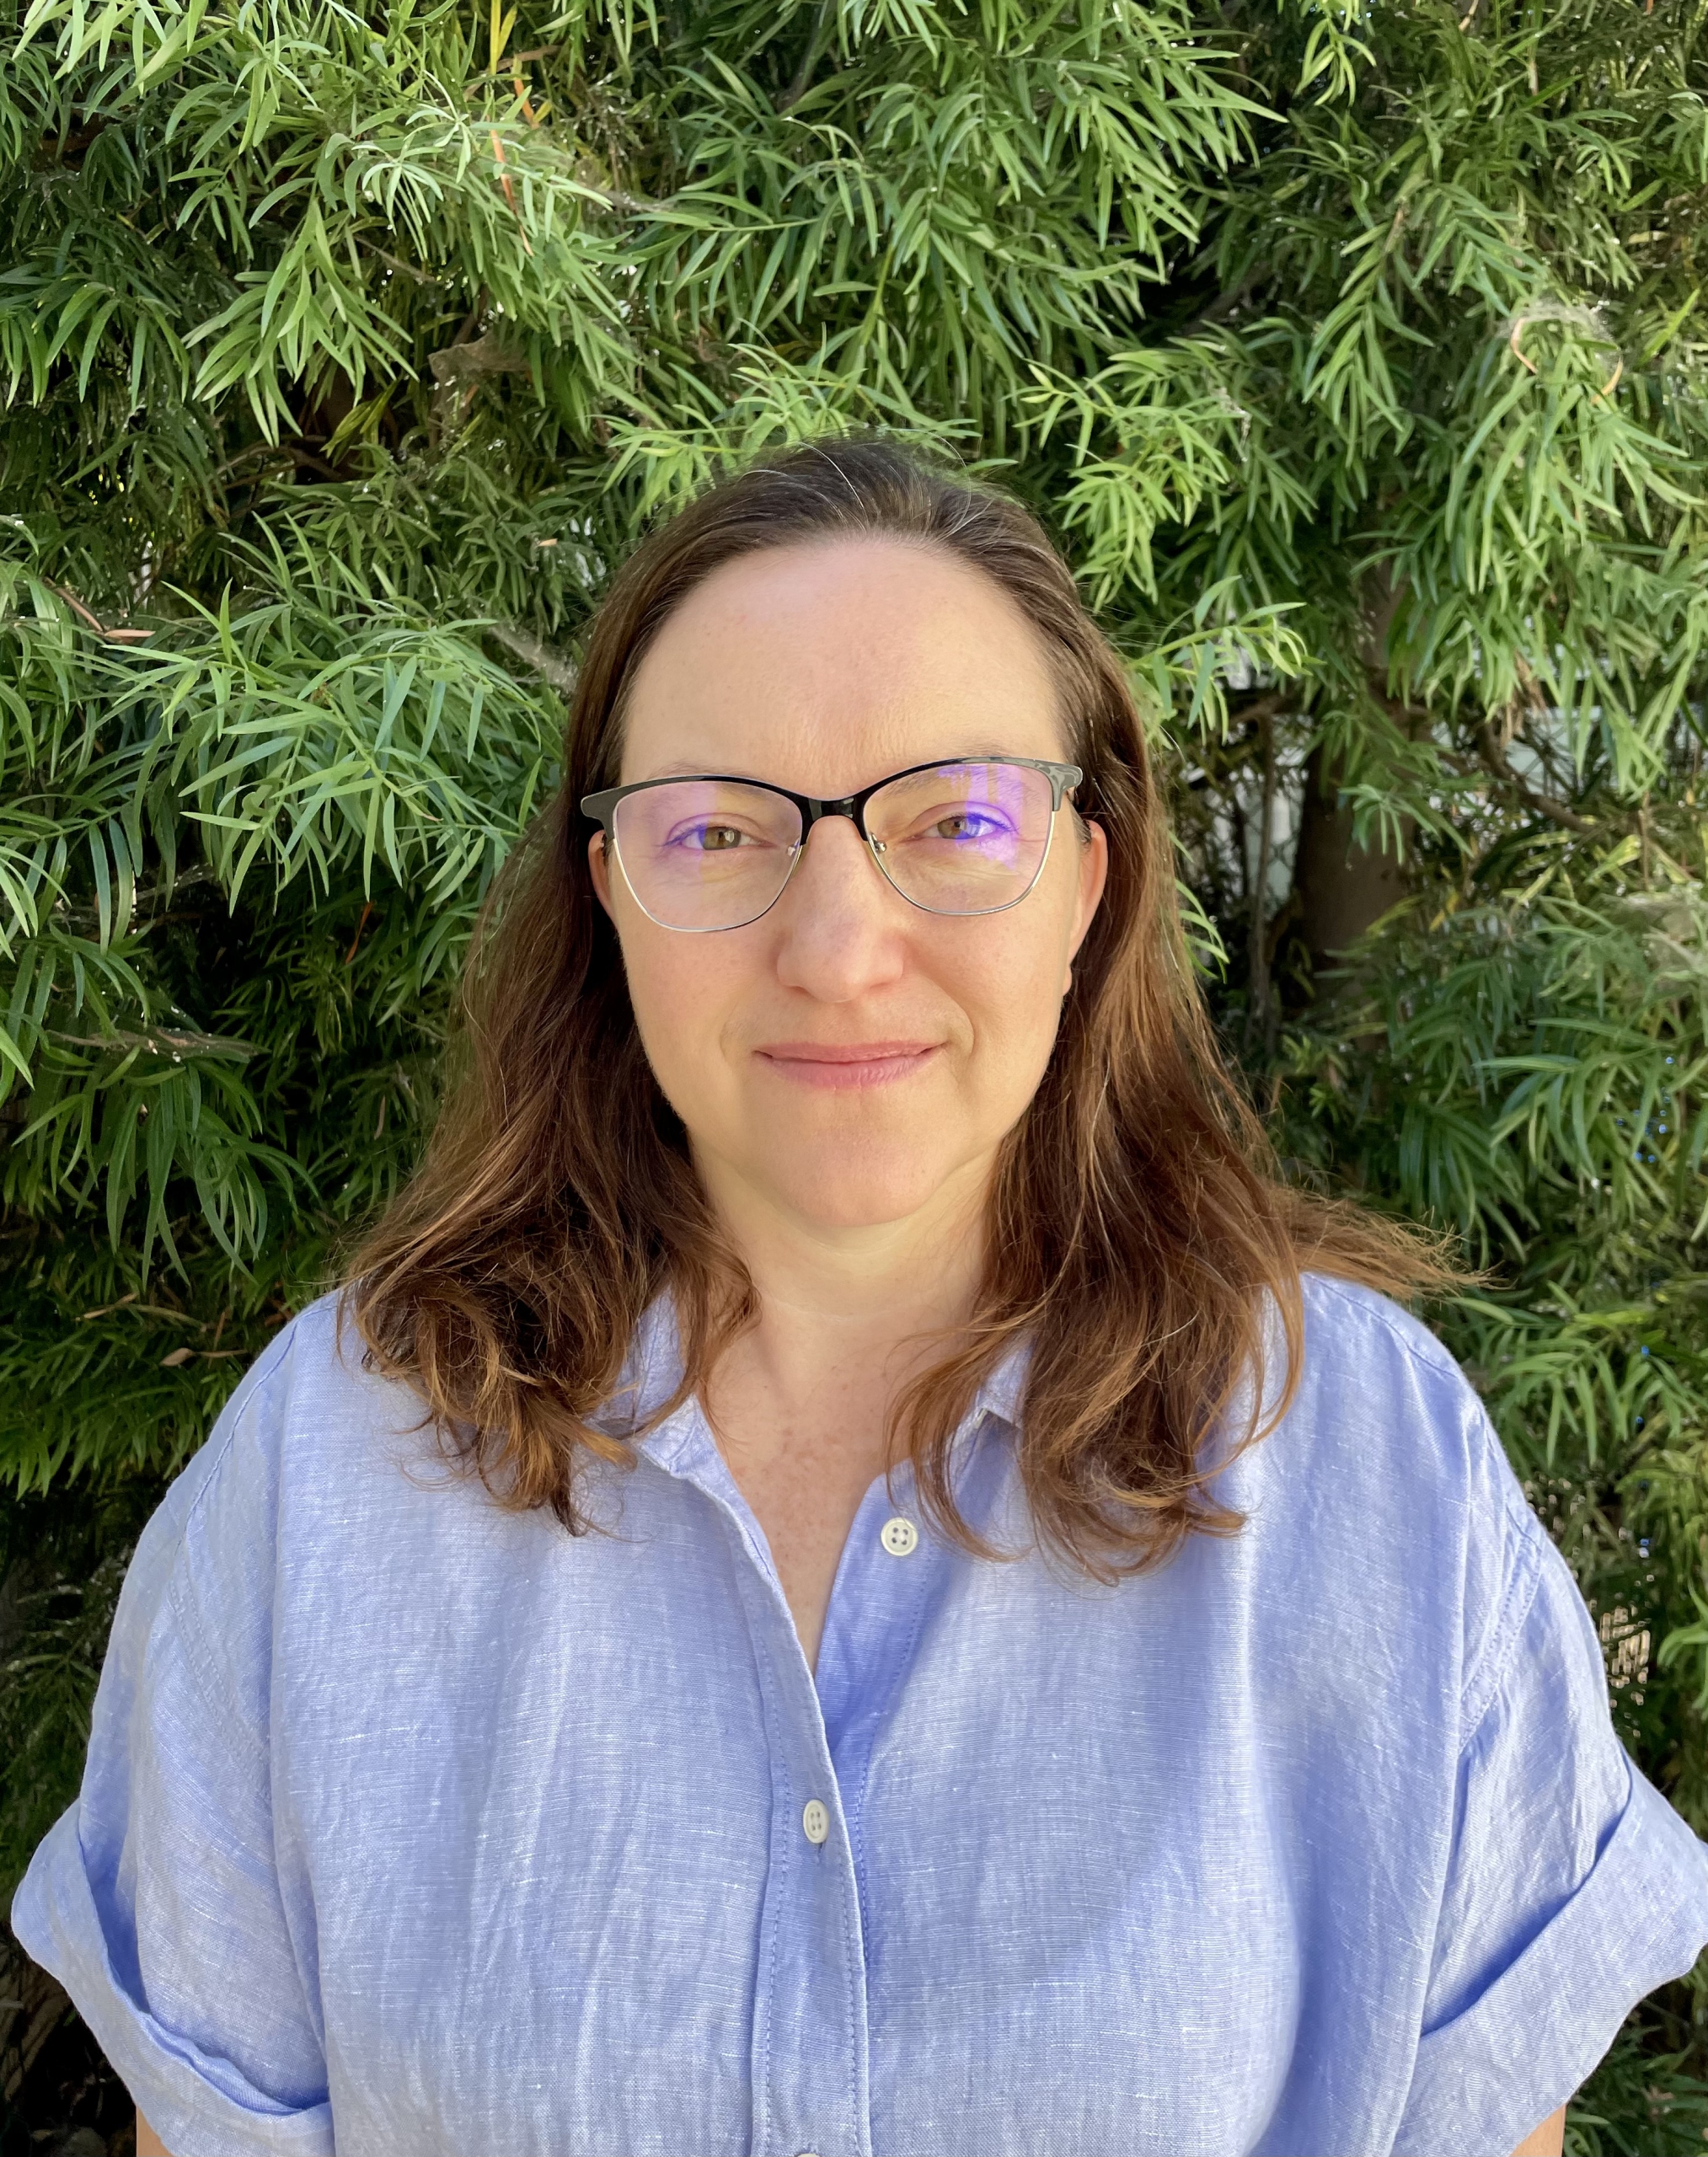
[1292,742,1412,972]
[1293,565,1416,976]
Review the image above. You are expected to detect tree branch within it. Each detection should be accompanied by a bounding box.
[47,1026,257,1059]
[1176,265,1271,340]
[44,582,153,642]
[1475,725,1595,832]
[485,622,579,696]
[778,0,834,113]
[1246,703,1277,1053]
[1229,689,1290,731]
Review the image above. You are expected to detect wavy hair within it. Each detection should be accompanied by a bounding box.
[348,436,1458,1579]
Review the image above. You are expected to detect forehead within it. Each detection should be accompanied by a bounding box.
[618,537,1066,791]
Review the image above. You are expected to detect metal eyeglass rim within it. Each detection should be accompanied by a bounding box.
[578,756,1084,933]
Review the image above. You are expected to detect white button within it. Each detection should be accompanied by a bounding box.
[801,1798,830,1844]
[880,1515,918,1557]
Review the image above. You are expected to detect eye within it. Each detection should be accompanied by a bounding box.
[666,821,752,852]
[913,807,1013,844]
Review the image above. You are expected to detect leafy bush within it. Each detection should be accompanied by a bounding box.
[2,0,1705,2139]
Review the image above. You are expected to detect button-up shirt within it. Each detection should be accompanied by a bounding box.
[13,1276,1708,2157]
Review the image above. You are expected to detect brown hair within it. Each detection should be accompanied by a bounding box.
[348,436,1458,1578]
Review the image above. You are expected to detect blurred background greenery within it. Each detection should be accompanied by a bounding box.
[2,0,1707,2148]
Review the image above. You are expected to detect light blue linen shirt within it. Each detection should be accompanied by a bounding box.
[13,1274,1708,2157]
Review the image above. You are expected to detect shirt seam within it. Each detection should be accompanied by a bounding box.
[161,1571,273,1771]
[155,1323,305,1766]
[169,1315,301,1547]
[1456,1487,1547,1755]
[1300,1271,1463,1388]
[1304,1276,1547,1758]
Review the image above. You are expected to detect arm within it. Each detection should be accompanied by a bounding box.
[1513,2106,1566,2157]
[137,2111,169,2157]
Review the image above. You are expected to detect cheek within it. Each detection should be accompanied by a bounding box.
[617,923,745,1111]
[933,911,1074,1103]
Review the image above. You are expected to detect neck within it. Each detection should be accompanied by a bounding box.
[694,1151,990,1435]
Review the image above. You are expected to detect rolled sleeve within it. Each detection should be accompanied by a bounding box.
[1393,1513,1708,2157]
[14,1809,332,2157]
[8,1369,331,2157]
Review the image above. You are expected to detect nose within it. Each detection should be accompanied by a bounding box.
[771,811,907,1002]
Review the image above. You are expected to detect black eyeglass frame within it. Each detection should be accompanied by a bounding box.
[579,756,1084,930]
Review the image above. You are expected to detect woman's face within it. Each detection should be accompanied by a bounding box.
[591,538,1107,1234]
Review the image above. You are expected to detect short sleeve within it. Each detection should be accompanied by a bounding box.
[1392,1492,1708,2157]
[8,1350,332,2157]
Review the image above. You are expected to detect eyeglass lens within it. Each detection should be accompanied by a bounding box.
[609,761,1058,931]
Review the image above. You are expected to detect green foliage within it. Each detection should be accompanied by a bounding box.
[3,0,1708,2135]
[1566,2013,1708,2156]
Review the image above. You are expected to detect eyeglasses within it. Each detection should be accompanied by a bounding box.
[581,757,1083,934]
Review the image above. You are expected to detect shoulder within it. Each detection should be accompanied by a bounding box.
[113,1295,433,1702]
[142,1292,388,1553]
[1295,1267,1475,1400]
[1285,1270,1529,1526]
[1284,1271,1519,1513]
[1234,1272,1547,1735]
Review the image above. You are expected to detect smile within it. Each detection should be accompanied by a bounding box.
[754,1041,942,1090]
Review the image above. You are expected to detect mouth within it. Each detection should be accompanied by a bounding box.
[754,1041,942,1090]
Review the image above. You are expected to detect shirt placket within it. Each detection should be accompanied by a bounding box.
[809,1463,940,1926]
[651,1411,875,2157]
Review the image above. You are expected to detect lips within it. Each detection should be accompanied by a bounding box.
[754,1041,941,1090]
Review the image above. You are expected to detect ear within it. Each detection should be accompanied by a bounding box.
[588,829,617,923]
[1063,818,1108,991]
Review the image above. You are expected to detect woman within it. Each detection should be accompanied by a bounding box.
[13,440,1707,2157]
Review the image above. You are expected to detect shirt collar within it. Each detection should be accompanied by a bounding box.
[969,1335,1030,1432]
[586,1297,705,1473]
[594,1297,1031,1475]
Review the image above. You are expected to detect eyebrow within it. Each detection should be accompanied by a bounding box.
[637,747,1028,784]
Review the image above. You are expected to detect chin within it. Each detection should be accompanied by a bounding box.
[762,1148,972,1233]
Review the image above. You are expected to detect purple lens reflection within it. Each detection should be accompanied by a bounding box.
[612,779,802,930]
[865,762,1055,914]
